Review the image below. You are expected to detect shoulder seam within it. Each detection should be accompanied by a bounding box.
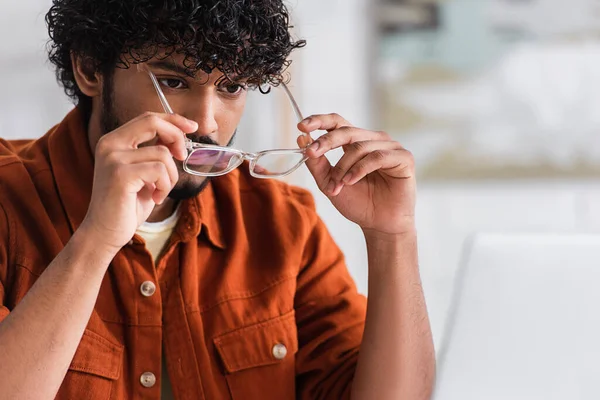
[0,158,22,170]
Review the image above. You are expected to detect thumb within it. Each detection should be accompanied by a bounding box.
[297,133,340,196]
[305,155,332,192]
[297,134,333,192]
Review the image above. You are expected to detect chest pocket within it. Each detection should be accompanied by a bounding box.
[55,329,124,400]
[214,311,298,399]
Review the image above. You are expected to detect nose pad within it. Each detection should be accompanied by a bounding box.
[184,138,195,151]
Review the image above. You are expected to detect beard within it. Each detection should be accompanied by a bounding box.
[100,75,237,201]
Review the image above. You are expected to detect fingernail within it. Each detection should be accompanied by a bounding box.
[302,117,312,125]
[343,172,353,184]
[309,141,320,152]
[187,119,198,128]
[326,181,336,194]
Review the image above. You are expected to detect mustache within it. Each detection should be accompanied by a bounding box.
[186,134,219,146]
[186,129,237,147]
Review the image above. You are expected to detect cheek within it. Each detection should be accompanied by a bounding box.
[216,101,246,141]
[111,92,163,126]
[110,71,162,124]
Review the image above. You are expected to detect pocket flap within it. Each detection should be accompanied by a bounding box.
[69,329,124,380]
[214,311,298,374]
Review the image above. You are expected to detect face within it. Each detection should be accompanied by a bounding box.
[100,56,248,200]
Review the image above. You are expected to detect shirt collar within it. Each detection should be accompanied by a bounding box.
[48,107,226,250]
[176,180,226,249]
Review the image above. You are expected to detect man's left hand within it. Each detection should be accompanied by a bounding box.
[298,113,416,236]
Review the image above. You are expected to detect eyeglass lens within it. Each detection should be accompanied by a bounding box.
[186,149,242,174]
[185,148,305,176]
[252,152,305,176]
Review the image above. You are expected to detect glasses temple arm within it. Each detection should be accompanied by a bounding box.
[146,70,196,150]
[281,82,304,123]
[147,72,174,115]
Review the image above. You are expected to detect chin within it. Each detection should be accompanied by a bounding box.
[168,175,210,201]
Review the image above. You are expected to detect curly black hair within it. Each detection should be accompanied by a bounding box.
[45,0,306,111]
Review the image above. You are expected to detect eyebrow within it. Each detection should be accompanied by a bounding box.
[146,60,195,77]
[146,60,245,83]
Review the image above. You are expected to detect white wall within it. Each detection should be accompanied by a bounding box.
[0,0,73,139]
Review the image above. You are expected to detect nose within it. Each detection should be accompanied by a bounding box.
[188,93,219,136]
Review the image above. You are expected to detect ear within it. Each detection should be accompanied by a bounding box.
[70,52,102,97]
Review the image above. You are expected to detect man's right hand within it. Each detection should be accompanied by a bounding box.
[78,112,198,255]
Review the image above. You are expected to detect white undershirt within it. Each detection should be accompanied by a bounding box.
[136,207,180,261]
[136,206,180,400]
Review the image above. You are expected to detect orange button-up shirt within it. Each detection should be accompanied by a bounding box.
[0,108,367,399]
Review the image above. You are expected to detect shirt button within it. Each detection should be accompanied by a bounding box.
[140,281,156,297]
[140,372,156,388]
[272,343,288,360]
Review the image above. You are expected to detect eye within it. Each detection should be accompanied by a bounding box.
[158,78,187,90]
[218,83,247,96]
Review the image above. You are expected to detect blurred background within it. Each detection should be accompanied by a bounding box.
[4,0,600,371]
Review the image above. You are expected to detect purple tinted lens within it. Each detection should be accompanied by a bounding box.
[187,149,240,174]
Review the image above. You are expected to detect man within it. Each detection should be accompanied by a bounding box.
[0,0,435,399]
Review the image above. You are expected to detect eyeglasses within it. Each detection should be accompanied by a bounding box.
[144,67,309,178]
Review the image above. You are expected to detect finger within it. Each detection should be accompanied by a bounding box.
[297,113,352,134]
[296,132,314,149]
[330,140,404,184]
[294,135,333,193]
[130,113,195,160]
[305,154,334,193]
[121,161,173,204]
[138,183,156,205]
[111,145,179,187]
[99,112,197,160]
[306,127,390,158]
[131,113,198,151]
[344,149,415,185]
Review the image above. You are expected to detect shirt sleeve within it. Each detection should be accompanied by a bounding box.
[294,195,367,400]
[0,201,10,323]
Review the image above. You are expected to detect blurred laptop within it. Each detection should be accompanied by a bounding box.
[434,233,600,400]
